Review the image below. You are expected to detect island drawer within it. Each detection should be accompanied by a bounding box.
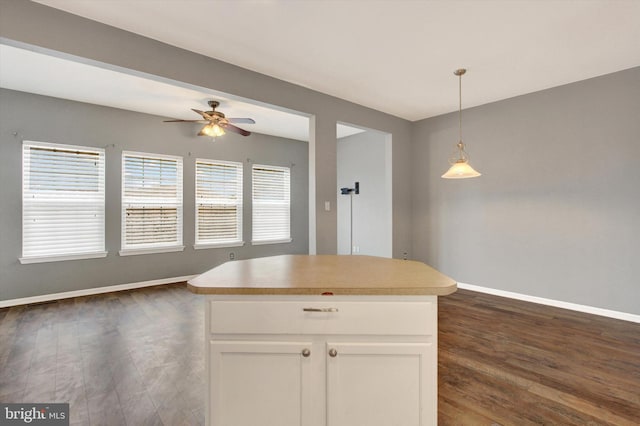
[208,297,437,336]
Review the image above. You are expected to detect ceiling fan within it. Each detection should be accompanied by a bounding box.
[164,100,255,137]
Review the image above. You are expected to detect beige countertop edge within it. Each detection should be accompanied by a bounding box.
[187,282,458,296]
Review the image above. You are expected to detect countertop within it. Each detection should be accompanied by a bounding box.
[187,255,457,296]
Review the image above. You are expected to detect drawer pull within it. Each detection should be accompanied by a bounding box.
[303,307,339,313]
[301,348,311,357]
[328,348,338,357]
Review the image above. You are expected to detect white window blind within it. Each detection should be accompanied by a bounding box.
[252,164,291,244]
[196,159,243,248]
[21,141,106,263]
[121,151,183,254]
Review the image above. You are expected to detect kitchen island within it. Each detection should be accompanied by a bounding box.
[188,254,456,426]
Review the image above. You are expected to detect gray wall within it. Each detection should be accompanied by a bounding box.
[337,131,392,257]
[0,89,309,300]
[0,0,414,258]
[412,67,640,315]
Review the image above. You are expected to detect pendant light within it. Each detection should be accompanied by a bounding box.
[441,68,481,179]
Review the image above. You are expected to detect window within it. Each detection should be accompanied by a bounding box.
[252,164,291,245]
[121,151,183,255]
[195,159,243,248]
[21,141,106,263]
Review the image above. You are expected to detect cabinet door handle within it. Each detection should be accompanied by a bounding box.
[301,348,311,357]
[302,307,339,312]
[328,348,338,357]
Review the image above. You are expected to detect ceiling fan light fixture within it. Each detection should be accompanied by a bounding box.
[200,123,225,137]
[165,100,254,137]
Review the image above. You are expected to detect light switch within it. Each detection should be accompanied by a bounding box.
[324,201,331,211]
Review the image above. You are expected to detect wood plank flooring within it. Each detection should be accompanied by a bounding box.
[0,284,204,425]
[1,284,638,425]
[438,289,640,425]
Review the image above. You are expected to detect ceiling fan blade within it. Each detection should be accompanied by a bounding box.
[227,118,256,124]
[192,109,214,120]
[223,123,251,136]
[163,119,209,123]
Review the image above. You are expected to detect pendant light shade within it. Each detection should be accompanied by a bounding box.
[442,157,482,179]
[442,68,481,179]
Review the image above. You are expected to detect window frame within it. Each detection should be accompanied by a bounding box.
[194,158,244,250]
[119,151,184,256]
[20,140,107,264]
[251,163,292,245]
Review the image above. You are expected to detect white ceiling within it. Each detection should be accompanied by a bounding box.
[0,43,365,141]
[30,0,640,121]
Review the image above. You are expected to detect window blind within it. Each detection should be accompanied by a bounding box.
[196,159,243,247]
[252,164,291,244]
[121,152,183,252]
[21,141,106,263]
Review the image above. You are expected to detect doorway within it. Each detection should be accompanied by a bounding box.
[337,124,392,257]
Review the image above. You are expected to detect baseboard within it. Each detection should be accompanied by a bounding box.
[0,275,198,309]
[457,282,640,324]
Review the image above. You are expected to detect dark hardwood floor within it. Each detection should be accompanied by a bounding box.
[439,289,640,425]
[0,284,204,425]
[1,284,638,425]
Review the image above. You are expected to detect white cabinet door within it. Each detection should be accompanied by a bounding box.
[209,340,315,426]
[326,342,435,426]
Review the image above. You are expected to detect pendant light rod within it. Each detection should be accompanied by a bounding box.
[455,68,465,143]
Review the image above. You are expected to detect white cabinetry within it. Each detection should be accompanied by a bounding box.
[209,340,315,426]
[206,295,438,426]
[326,341,434,426]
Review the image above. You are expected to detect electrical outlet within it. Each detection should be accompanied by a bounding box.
[229,252,235,260]
[403,252,408,260]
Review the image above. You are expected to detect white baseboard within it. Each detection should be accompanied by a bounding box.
[457,282,640,324]
[0,275,198,309]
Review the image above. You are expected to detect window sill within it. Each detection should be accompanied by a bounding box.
[194,241,245,250]
[19,251,108,264]
[251,238,292,246]
[119,246,185,257]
